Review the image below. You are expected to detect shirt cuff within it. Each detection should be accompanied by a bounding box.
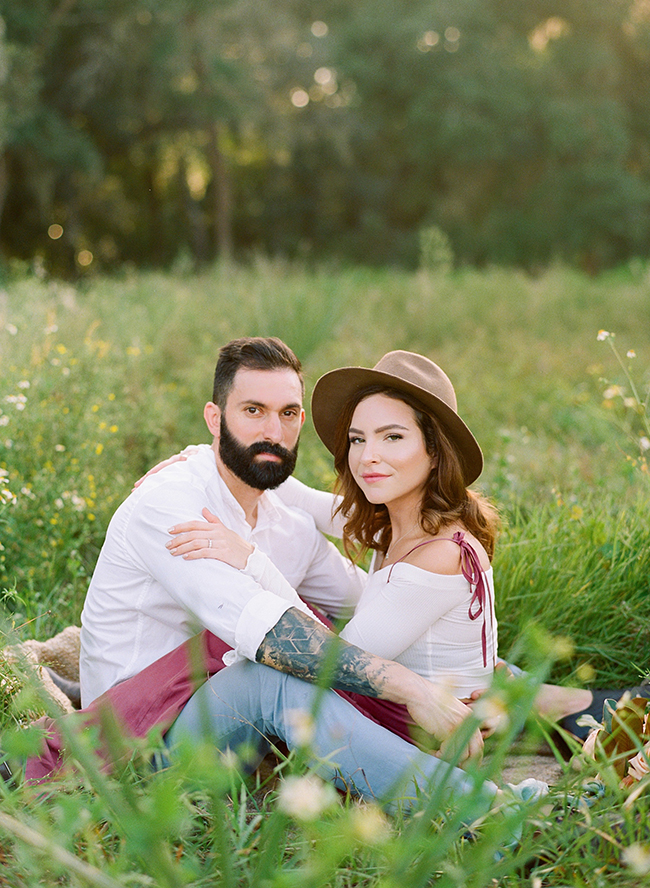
[242,546,298,602]
[233,590,301,662]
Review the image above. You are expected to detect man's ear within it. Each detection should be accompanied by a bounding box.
[204,402,221,439]
[299,407,306,430]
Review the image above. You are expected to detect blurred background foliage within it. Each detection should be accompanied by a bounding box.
[2,0,650,276]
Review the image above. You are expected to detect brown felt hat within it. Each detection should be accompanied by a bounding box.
[311,350,483,485]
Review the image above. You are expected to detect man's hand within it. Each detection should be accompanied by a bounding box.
[133,446,200,488]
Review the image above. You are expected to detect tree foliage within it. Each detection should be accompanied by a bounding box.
[1,0,650,274]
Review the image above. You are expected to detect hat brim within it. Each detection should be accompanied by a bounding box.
[311,366,483,486]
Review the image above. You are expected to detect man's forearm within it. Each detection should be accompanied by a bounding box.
[256,607,481,758]
[256,607,423,704]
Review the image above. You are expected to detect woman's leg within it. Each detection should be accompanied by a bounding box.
[166,659,498,815]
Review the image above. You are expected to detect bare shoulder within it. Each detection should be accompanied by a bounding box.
[407,529,491,576]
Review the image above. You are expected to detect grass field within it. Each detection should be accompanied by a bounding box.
[0,260,649,885]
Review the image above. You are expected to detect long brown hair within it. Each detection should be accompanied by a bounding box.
[332,384,499,562]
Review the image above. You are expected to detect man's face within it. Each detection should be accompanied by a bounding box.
[218,368,305,490]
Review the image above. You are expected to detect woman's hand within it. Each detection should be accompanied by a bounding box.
[166,508,254,569]
[133,447,200,489]
[406,676,483,764]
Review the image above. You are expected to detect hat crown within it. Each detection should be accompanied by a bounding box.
[374,351,458,413]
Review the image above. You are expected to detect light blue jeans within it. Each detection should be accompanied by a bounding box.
[166,659,498,815]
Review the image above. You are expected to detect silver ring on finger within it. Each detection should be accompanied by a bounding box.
[208,539,212,549]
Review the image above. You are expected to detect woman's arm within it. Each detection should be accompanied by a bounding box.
[274,476,345,538]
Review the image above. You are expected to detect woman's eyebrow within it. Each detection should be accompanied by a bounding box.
[348,423,409,435]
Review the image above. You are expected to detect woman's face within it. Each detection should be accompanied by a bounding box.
[347,393,433,511]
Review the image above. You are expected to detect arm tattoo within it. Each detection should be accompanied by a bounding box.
[256,608,391,698]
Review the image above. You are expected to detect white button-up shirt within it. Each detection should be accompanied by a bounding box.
[79,446,364,706]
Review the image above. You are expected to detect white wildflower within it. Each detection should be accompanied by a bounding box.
[0,488,17,505]
[277,774,338,820]
[287,708,316,746]
[472,691,510,735]
[4,324,17,336]
[623,843,650,875]
[349,804,391,843]
[603,385,623,400]
[17,380,30,389]
[640,438,650,452]
[627,350,637,359]
[597,330,612,341]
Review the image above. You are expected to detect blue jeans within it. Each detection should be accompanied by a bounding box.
[166,659,497,815]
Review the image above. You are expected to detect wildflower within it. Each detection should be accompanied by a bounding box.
[624,397,637,408]
[17,380,30,389]
[348,804,391,844]
[0,488,17,505]
[127,346,141,357]
[55,444,65,452]
[44,324,58,335]
[0,416,8,427]
[603,385,623,400]
[623,843,650,876]
[640,438,650,452]
[287,709,316,746]
[56,344,67,354]
[4,324,17,335]
[95,444,104,455]
[472,691,510,735]
[627,350,637,359]
[277,774,338,820]
[597,330,612,341]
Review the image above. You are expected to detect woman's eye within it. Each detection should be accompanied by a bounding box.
[349,436,364,445]
[387,434,403,441]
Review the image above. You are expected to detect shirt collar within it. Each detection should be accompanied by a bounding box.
[205,464,283,533]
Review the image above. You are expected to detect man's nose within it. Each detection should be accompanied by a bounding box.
[262,413,283,443]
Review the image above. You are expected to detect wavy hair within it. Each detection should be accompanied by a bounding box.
[331,384,499,562]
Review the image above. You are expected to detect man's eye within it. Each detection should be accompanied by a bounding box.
[246,407,259,415]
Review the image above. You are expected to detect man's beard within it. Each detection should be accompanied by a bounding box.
[219,416,299,490]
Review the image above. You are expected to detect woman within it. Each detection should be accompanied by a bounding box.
[168,350,499,701]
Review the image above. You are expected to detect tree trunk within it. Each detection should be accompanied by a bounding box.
[206,121,233,264]
[0,151,8,243]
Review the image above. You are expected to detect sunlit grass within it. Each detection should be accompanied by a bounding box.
[1,259,650,884]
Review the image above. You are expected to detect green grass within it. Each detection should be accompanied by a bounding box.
[1,259,650,885]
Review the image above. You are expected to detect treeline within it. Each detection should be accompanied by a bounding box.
[1,0,650,275]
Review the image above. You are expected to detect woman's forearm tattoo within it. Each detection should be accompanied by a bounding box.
[256,608,391,698]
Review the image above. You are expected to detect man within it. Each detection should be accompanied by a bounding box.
[77,336,489,808]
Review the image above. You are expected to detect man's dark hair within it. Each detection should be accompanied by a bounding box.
[212,337,304,408]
